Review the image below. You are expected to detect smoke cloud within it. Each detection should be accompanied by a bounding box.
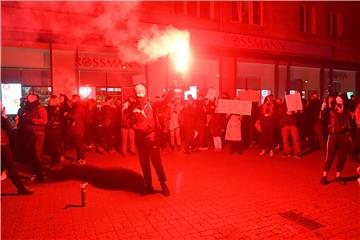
[138,25,190,62]
[2,1,190,64]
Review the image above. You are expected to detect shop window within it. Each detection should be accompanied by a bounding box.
[329,12,342,39]
[300,5,316,33]
[0,83,22,115]
[22,86,52,105]
[177,1,215,19]
[1,68,50,86]
[232,1,263,25]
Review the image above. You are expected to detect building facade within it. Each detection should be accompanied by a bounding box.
[1,1,360,108]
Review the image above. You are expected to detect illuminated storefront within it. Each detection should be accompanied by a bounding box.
[1,46,51,106]
[1,1,359,107]
[77,52,145,102]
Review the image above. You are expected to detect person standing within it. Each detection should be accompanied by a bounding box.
[181,94,197,154]
[279,102,301,159]
[320,95,353,185]
[1,102,33,195]
[307,91,325,150]
[121,97,137,156]
[168,97,182,151]
[350,100,360,162]
[21,92,48,182]
[100,96,115,153]
[132,84,170,196]
[45,95,64,167]
[258,95,276,157]
[68,94,86,165]
[225,114,243,154]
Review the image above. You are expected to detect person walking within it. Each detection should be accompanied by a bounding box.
[132,84,170,196]
[320,95,353,185]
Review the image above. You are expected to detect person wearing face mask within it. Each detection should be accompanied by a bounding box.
[132,84,170,196]
[320,95,353,185]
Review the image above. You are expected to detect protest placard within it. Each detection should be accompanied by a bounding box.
[237,90,261,102]
[216,99,252,115]
[285,92,303,112]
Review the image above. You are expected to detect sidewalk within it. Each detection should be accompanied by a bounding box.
[1,148,359,239]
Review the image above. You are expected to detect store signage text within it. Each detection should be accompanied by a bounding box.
[77,55,144,71]
[191,29,332,58]
[224,34,286,52]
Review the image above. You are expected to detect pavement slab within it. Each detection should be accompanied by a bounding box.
[1,148,359,239]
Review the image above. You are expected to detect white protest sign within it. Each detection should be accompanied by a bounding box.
[216,99,252,116]
[237,90,261,102]
[285,92,303,112]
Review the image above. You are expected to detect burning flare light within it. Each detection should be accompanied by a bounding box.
[138,25,191,75]
[170,39,190,74]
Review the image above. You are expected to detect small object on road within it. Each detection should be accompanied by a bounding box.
[80,182,88,207]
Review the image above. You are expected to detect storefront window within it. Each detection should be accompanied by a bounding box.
[236,62,275,98]
[168,58,219,99]
[332,69,356,96]
[1,68,51,106]
[22,86,52,105]
[290,66,320,99]
[0,83,22,115]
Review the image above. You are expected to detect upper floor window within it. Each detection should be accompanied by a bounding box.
[176,1,215,20]
[300,5,316,33]
[231,1,263,25]
[329,12,342,39]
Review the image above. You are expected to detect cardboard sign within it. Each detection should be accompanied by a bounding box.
[216,99,252,116]
[285,92,303,112]
[237,90,261,102]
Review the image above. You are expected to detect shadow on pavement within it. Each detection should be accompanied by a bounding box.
[342,175,360,183]
[63,204,83,209]
[1,193,20,197]
[47,165,145,193]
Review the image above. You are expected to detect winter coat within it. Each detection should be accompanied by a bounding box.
[20,101,48,133]
[225,115,242,141]
[69,101,86,135]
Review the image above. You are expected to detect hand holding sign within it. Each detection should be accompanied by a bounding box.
[285,93,303,112]
[216,99,252,116]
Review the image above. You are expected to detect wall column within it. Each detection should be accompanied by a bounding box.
[146,57,167,99]
[274,63,279,98]
[220,56,236,98]
[51,44,78,96]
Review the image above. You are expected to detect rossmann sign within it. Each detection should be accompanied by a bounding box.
[77,54,144,72]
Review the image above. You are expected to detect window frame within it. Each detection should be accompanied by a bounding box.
[329,12,342,39]
[300,5,316,34]
[231,1,263,25]
[183,1,215,20]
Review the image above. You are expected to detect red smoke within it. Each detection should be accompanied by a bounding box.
[2,1,191,64]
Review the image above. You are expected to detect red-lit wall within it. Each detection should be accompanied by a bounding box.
[1,1,360,97]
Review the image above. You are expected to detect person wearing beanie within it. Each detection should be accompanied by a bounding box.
[132,84,170,196]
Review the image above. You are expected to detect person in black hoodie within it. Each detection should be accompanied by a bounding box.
[320,95,353,185]
[100,96,115,153]
[132,84,170,196]
[20,92,48,182]
[68,94,86,165]
[45,95,63,167]
[307,91,325,150]
[1,101,33,195]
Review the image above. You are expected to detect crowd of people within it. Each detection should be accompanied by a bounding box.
[1,87,360,195]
